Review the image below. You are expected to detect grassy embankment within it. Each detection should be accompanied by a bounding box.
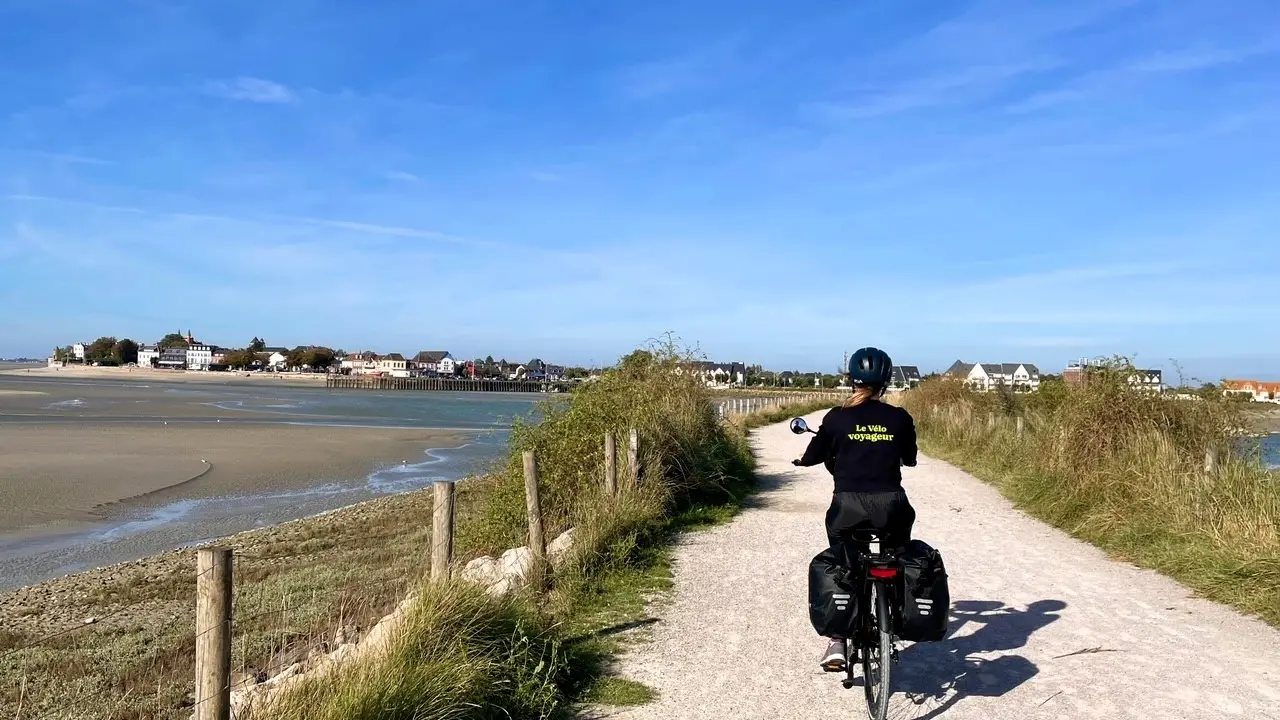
[0,345,839,719]
[901,364,1279,626]
[254,346,840,719]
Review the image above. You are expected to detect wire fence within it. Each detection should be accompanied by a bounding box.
[2,551,422,720]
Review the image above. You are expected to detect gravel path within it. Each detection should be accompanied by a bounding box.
[606,413,1280,719]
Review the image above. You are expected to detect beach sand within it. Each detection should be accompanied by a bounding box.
[1,363,326,385]
[0,423,466,537]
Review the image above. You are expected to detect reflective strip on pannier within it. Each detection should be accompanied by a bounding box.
[808,547,857,637]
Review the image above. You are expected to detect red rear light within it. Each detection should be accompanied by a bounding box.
[869,567,898,579]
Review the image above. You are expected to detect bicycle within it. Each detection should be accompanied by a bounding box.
[837,530,900,720]
[791,416,899,720]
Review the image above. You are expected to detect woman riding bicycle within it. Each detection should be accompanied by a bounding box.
[792,346,918,671]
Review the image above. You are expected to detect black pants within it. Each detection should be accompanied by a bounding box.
[825,490,915,559]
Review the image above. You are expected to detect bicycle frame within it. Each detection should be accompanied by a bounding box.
[840,534,901,720]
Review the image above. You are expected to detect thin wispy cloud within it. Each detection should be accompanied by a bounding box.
[203,77,296,104]
[1125,42,1280,73]
[528,171,563,183]
[1008,41,1280,113]
[292,217,478,247]
[615,35,748,100]
[5,149,114,165]
[812,60,1059,120]
[5,194,477,248]
[5,194,143,213]
[386,171,419,182]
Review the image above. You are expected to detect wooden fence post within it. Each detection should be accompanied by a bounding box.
[1016,416,1025,439]
[1204,446,1219,476]
[431,480,456,583]
[522,451,548,590]
[987,412,995,429]
[195,547,232,720]
[628,428,639,488]
[604,432,618,495]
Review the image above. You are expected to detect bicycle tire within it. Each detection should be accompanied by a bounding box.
[862,582,892,720]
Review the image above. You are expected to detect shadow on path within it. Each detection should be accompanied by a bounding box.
[884,599,1066,719]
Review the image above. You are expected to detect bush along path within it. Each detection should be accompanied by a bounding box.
[604,411,1280,720]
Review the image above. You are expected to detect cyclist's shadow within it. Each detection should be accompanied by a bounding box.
[886,599,1066,719]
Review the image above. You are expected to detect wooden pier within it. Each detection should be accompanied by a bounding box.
[325,375,575,394]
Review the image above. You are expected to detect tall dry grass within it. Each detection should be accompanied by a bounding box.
[903,361,1280,625]
[254,582,568,720]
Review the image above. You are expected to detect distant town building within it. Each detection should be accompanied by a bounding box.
[522,358,548,380]
[158,347,188,369]
[186,343,214,370]
[944,361,1041,392]
[693,361,747,388]
[1222,379,1280,403]
[412,351,455,376]
[378,353,409,375]
[889,365,922,390]
[1064,359,1164,393]
[1128,368,1164,394]
[137,345,160,368]
[72,342,87,361]
[340,351,379,375]
[776,371,821,388]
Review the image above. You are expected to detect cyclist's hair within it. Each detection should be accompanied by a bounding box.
[842,385,883,408]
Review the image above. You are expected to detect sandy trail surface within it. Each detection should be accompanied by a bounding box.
[607,413,1280,719]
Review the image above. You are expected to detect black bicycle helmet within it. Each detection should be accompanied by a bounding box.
[848,347,893,387]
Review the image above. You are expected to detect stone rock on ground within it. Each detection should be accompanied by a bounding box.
[549,527,576,566]
[462,528,577,595]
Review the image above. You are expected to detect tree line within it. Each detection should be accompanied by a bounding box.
[54,338,139,366]
[222,341,337,371]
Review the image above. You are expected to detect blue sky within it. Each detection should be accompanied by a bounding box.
[2,0,1279,381]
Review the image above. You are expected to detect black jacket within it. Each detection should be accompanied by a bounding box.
[797,400,918,493]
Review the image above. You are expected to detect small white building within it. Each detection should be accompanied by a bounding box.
[1128,369,1164,394]
[889,366,922,389]
[72,342,87,361]
[945,361,1040,392]
[186,343,214,370]
[341,351,379,375]
[1008,363,1041,391]
[694,361,746,387]
[378,353,409,374]
[137,345,159,368]
[412,351,455,376]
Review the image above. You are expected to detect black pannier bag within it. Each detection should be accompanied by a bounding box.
[809,547,856,637]
[896,539,950,642]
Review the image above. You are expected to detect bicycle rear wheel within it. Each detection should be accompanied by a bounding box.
[862,582,892,720]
